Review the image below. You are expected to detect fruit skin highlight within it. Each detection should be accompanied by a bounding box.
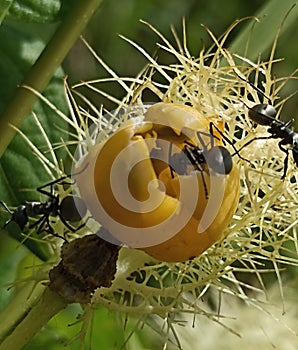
[76,102,240,262]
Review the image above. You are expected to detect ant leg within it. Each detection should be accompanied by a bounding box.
[283,119,294,128]
[184,146,209,199]
[200,172,209,199]
[59,215,80,232]
[31,215,67,240]
[168,142,175,178]
[209,122,226,144]
[236,135,273,154]
[196,129,219,149]
[278,142,289,179]
[59,215,87,233]
[36,164,90,198]
[36,175,73,199]
[37,181,59,199]
[237,135,289,178]
[184,140,196,148]
[43,217,67,241]
[29,215,48,233]
[59,213,93,235]
[209,122,250,163]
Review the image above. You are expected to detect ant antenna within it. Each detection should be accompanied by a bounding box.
[234,70,274,106]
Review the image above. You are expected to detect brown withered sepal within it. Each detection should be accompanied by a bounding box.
[49,234,120,304]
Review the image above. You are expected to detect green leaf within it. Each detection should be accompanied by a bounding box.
[0,23,69,260]
[230,0,298,60]
[6,0,72,23]
[0,235,28,306]
[0,0,104,260]
[0,0,13,24]
[0,24,69,201]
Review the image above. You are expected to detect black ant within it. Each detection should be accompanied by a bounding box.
[236,76,298,179]
[0,174,87,238]
[169,122,244,198]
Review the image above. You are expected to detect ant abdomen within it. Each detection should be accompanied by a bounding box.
[59,196,87,222]
[205,146,233,175]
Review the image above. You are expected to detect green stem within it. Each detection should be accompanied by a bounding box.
[0,287,68,350]
[0,0,103,158]
[0,280,46,340]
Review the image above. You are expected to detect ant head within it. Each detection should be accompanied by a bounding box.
[0,201,13,228]
[0,202,28,229]
[205,146,233,175]
[248,104,277,126]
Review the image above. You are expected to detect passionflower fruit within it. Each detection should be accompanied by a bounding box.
[75,102,240,262]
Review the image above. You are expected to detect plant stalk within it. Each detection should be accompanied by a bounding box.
[0,0,103,158]
[0,287,68,350]
[0,280,46,341]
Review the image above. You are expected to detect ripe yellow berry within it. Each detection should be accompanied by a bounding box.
[76,102,240,262]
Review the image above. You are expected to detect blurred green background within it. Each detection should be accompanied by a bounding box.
[64,0,297,117]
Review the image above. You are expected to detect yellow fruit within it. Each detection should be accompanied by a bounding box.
[76,102,240,262]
